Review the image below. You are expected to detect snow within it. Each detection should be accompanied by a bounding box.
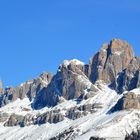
[130,88,140,95]
[114,51,123,55]
[77,75,92,89]
[0,97,49,116]
[41,80,48,86]
[101,48,107,52]
[20,83,25,87]
[26,80,33,85]
[0,83,140,140]
[0,97,32,116]
[63,59,85,67]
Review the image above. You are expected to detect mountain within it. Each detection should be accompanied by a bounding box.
[0,39,140,140]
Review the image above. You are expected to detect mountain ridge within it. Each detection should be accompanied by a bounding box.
[0,38,139,108]
[0,38,140,140]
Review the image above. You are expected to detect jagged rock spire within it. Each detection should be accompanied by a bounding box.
[89,39,134,86]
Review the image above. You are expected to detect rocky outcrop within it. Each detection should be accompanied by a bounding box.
[89,39,134,87]
[0,72,53,107]
[34,110,64,125]
[4,114,24,127]
[60,60,97,100]
[89,137,105,140]
[32,60,97,109]
[110,92,140,112]
[66,103,102,120]
[117,57,140,93]
[0,113,9,123]
[31,72,62,108]
[88,39,140,94]
[122,92,140,110]
[49,127,78,140]
[26,72,53,101]
[4,102,103,127]
[66,106,88,120]
[4,109,64,127]
[125,130,140,140]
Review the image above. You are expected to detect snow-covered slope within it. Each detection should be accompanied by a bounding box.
[0,83,140,140]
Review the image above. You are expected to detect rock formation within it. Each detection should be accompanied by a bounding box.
[0,72,53,107]
[122,92,140,110]
[32,59,97,109]
[89,137,105,140]
[4,109,65,127]
[117,57,140,93]
[110,91,140,112]
[89,39,134,88]
[125,130,140,140]
[50,127,76,140]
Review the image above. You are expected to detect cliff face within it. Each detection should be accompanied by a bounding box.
[117,57,140,93]
[88,39,134,87]
[0,72,53,107]
[32,59,97,109]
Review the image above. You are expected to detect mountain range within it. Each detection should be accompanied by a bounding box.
[0,39,140,140]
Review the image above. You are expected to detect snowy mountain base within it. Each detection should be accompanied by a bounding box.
[0,83,140,140]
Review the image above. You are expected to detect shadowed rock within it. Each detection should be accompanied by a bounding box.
[125,130,140,140]
[117,57,140,93]
[0,72,53,107]
[49,127,76,140]
[32,60,97,109]
[109,92,140,113]
[89,137,105,140]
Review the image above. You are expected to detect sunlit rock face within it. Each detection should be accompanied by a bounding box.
[89,39,134,88]
[122,92,140,110]
[59,60,97,100]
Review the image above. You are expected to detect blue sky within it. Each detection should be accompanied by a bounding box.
[0,0,140,87]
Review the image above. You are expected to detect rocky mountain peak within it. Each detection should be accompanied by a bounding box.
[59,59,87,77]
[110,38,132,48]
[109,38,134,59]
[89,39,134,86]
[100,38,134,62]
